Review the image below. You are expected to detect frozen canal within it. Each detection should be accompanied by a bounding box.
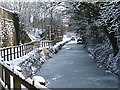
[35,41,118,88]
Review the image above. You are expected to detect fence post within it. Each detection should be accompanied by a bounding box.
[3,49,5,61]
[22,45,24,56]
[41,41,43,47]
[6,48,9,61]
[17,47,19,58]
[13,47,16,59]
[0,50,2,58]
[0,63,2,80]
[0,64,4,89]
[45,41,46,47]
[40,41,42,48]
[5,69,10,89]
[43,41,45,47]
[10,48,12,60]
[19,46,22,57]
[13,76,21,90]
[24,45,26,55]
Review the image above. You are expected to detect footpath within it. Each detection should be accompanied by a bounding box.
[35,41,118,88]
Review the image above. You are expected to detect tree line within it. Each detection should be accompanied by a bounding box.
[0,1,65,44]
[66,1,119,75]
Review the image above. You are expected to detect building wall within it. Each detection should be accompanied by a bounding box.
[0,6,17,47]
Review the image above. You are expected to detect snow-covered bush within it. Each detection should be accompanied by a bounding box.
[86,2,120,75]
[52,39,70,54]
[18,50,45,78]
[18,39,69,78]
[69,2,119,75]
[32,76,45,86]
[40,48,54,60]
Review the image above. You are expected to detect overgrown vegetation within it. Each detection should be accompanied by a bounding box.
[0,2,65,43]
[67,1,119,75]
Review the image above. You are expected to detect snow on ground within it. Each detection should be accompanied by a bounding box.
[86,40,119,75]
[32,76,45,85]
[18,50,46,78]
[15,34,71,67]
[53,35,71,53]
[0,34,71,89]
[9,49,38,66]
[1,35,70,78]
[0,49,49,89]
[67,39,77,44]
[19,35,70,76]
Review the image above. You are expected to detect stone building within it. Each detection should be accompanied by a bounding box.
[0,6,17,47]
[0,6,31,47]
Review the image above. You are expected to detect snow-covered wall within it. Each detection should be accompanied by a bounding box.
[86,37,119,75]
[0,6,17,47]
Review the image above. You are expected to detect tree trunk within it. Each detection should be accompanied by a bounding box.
[103,26,119,57]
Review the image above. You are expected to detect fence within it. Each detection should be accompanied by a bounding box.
[0,60,47,90]
[0,40,52,90]
[0,40,53,61]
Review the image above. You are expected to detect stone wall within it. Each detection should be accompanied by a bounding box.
[0,6,17,47]
[0,6,31,47]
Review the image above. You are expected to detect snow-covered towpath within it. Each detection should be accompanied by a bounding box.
[35,40,118,88]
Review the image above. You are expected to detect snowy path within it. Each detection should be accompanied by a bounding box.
[35,41,118,88]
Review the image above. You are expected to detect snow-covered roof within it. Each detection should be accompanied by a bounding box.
[27,28,46,41]
[27,33,37,41]
[33,28,46,33]
[0,6,19,14]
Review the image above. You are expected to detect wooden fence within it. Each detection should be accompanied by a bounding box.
[0,40,52,61]
[0,60,48,90]
[0,40,52,90]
